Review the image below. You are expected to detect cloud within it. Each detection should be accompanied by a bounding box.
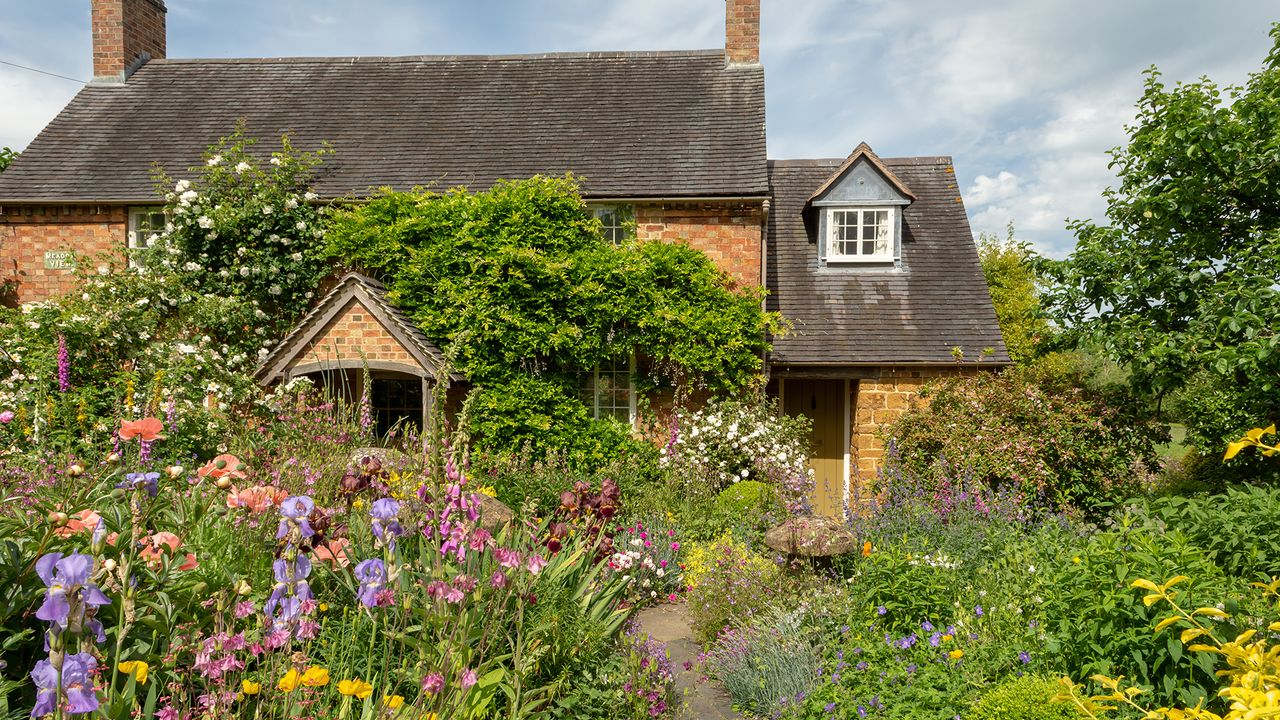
[966,171,1020,206]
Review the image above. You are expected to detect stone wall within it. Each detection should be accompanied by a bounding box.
[0,205,126,305]
[850,365,983,487]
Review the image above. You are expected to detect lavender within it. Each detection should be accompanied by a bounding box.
[56,334,70,392]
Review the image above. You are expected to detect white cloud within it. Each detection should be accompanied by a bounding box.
[966,171,1020,206]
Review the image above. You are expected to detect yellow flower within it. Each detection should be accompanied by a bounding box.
[941,634,953,643]
[241,680,261,696]
[301,666,330,687]
[338,678,374,699]
[1072,556,1081,564]
[948,649,964,660]
[278,669,301,692]
[383,694,405,709]
[319,602,329,612]
[118,660,149,684]
[477,485,497,498]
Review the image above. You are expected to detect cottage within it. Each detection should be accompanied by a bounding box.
[0,0,1008,512]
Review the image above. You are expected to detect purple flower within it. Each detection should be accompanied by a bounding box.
[929,632,942,647]
[370,498,404,549]
[34,553,110,636]
[265,553,312,631]
[57,335,70,392]
[855,661,868,671]
[276,496,315,539]
[61,653,99,714]
[30,659,58,717]
[974,605,984,617]
[118,472,160,497]
[921,620,934,632]
[1019,650,1032,664]
[876,605,887,616]
[354,558,387,608]
[824,702,837,714]
[857,706,867,718]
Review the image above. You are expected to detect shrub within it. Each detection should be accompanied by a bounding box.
[704,608,819,715]
[886,363,1168,513]
[605,519,684,606]
[1125,484,1280,580]
[972,675,1081,720]
[686,535,786,642]
[661,395,812,512]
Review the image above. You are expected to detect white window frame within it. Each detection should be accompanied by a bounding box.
[584,354,636,425]
[127,207,167,269]
[826,206,895,262]
[589,204,636,246]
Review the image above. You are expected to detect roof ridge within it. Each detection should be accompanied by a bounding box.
[149,49,726,65]
[769,156,954,166]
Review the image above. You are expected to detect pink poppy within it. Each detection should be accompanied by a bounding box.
[198,454,247,482]
[119,418,164,442]
[311,538,353,569]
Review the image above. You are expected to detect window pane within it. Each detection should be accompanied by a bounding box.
[863,240,875,255]
[862,225,875,240]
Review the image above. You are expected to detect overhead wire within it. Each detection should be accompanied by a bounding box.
[0,59,85,84]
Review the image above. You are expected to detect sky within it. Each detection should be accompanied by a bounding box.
[0,0,1275,256]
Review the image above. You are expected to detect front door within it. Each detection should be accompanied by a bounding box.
[782,379,848,517]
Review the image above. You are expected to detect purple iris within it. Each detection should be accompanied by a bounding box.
[117,472,160,497]
[276,496,315,540]
[61,653,99,714]
[354,558,387,608]
[265,554,312,631]
[370,498,404,550]
[30,659,58,717]
[35,553,110,639]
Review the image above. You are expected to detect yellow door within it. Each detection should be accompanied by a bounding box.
[782,379,847,516]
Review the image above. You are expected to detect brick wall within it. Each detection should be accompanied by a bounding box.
[92,0,166,81]
[635,201,764,287]
[0,205,126,304]
[284,299,420,373]
[725,0,761,65]
[850,365,982,486]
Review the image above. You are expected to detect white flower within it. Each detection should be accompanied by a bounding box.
[304,191,318,201]
[270,157,282,166]
[234,161,252,173]
[261,205,274,215]
[295,221,307,230]
[206,155,223,166]
[174,179,191,192]
[197,216,214,229]
[285,197,299,210]
[268,285,282,296]
[239,266,250,277]
[179,190,198,205]
[290,252,303,262]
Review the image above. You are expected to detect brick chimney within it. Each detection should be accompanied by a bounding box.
[91,0,166,83]
[725,0,760,65]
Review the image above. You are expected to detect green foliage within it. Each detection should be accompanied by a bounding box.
[1125,484,1280,580]
[978,224,1050,365]
[972,675,1081,720]
[705,608,819,716]
[886,364,1168,512]
[0,147,16,172]
[686,536,788,643]
[1037,25,1280,443]
[323,178,781,463]
[1038,519,1268,710]
[713,480,782,533]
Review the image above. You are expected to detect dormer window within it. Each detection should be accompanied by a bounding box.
[828,207,894,262]
[807,142,916,269]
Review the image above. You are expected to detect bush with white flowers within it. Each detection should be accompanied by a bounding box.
[661,396,814,513]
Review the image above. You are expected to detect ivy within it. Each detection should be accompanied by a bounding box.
[324,176,782,459]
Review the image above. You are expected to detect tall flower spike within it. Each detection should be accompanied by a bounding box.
[57,334,70,392]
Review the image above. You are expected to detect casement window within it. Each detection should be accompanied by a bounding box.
[127,207,167,268]
[590,204,636,246]
[582,354,635,424]
[827,207,894,262]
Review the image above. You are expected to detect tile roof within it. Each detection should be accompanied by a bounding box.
[766,157,1010,366]
[0,51,766,203]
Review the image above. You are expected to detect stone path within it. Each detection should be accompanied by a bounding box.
[636,603,742,720]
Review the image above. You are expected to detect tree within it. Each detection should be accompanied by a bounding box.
[0,147,16,172]
[977,223,1049,365]
[1038,24,1280,446]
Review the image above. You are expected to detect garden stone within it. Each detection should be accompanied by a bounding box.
[763,515,859,557]
[475,493,515,533]
[350,447,416,471]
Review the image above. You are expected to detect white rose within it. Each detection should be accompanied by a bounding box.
[197,216,214,229]
[234,161,251,173]
[207,154,222,166]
